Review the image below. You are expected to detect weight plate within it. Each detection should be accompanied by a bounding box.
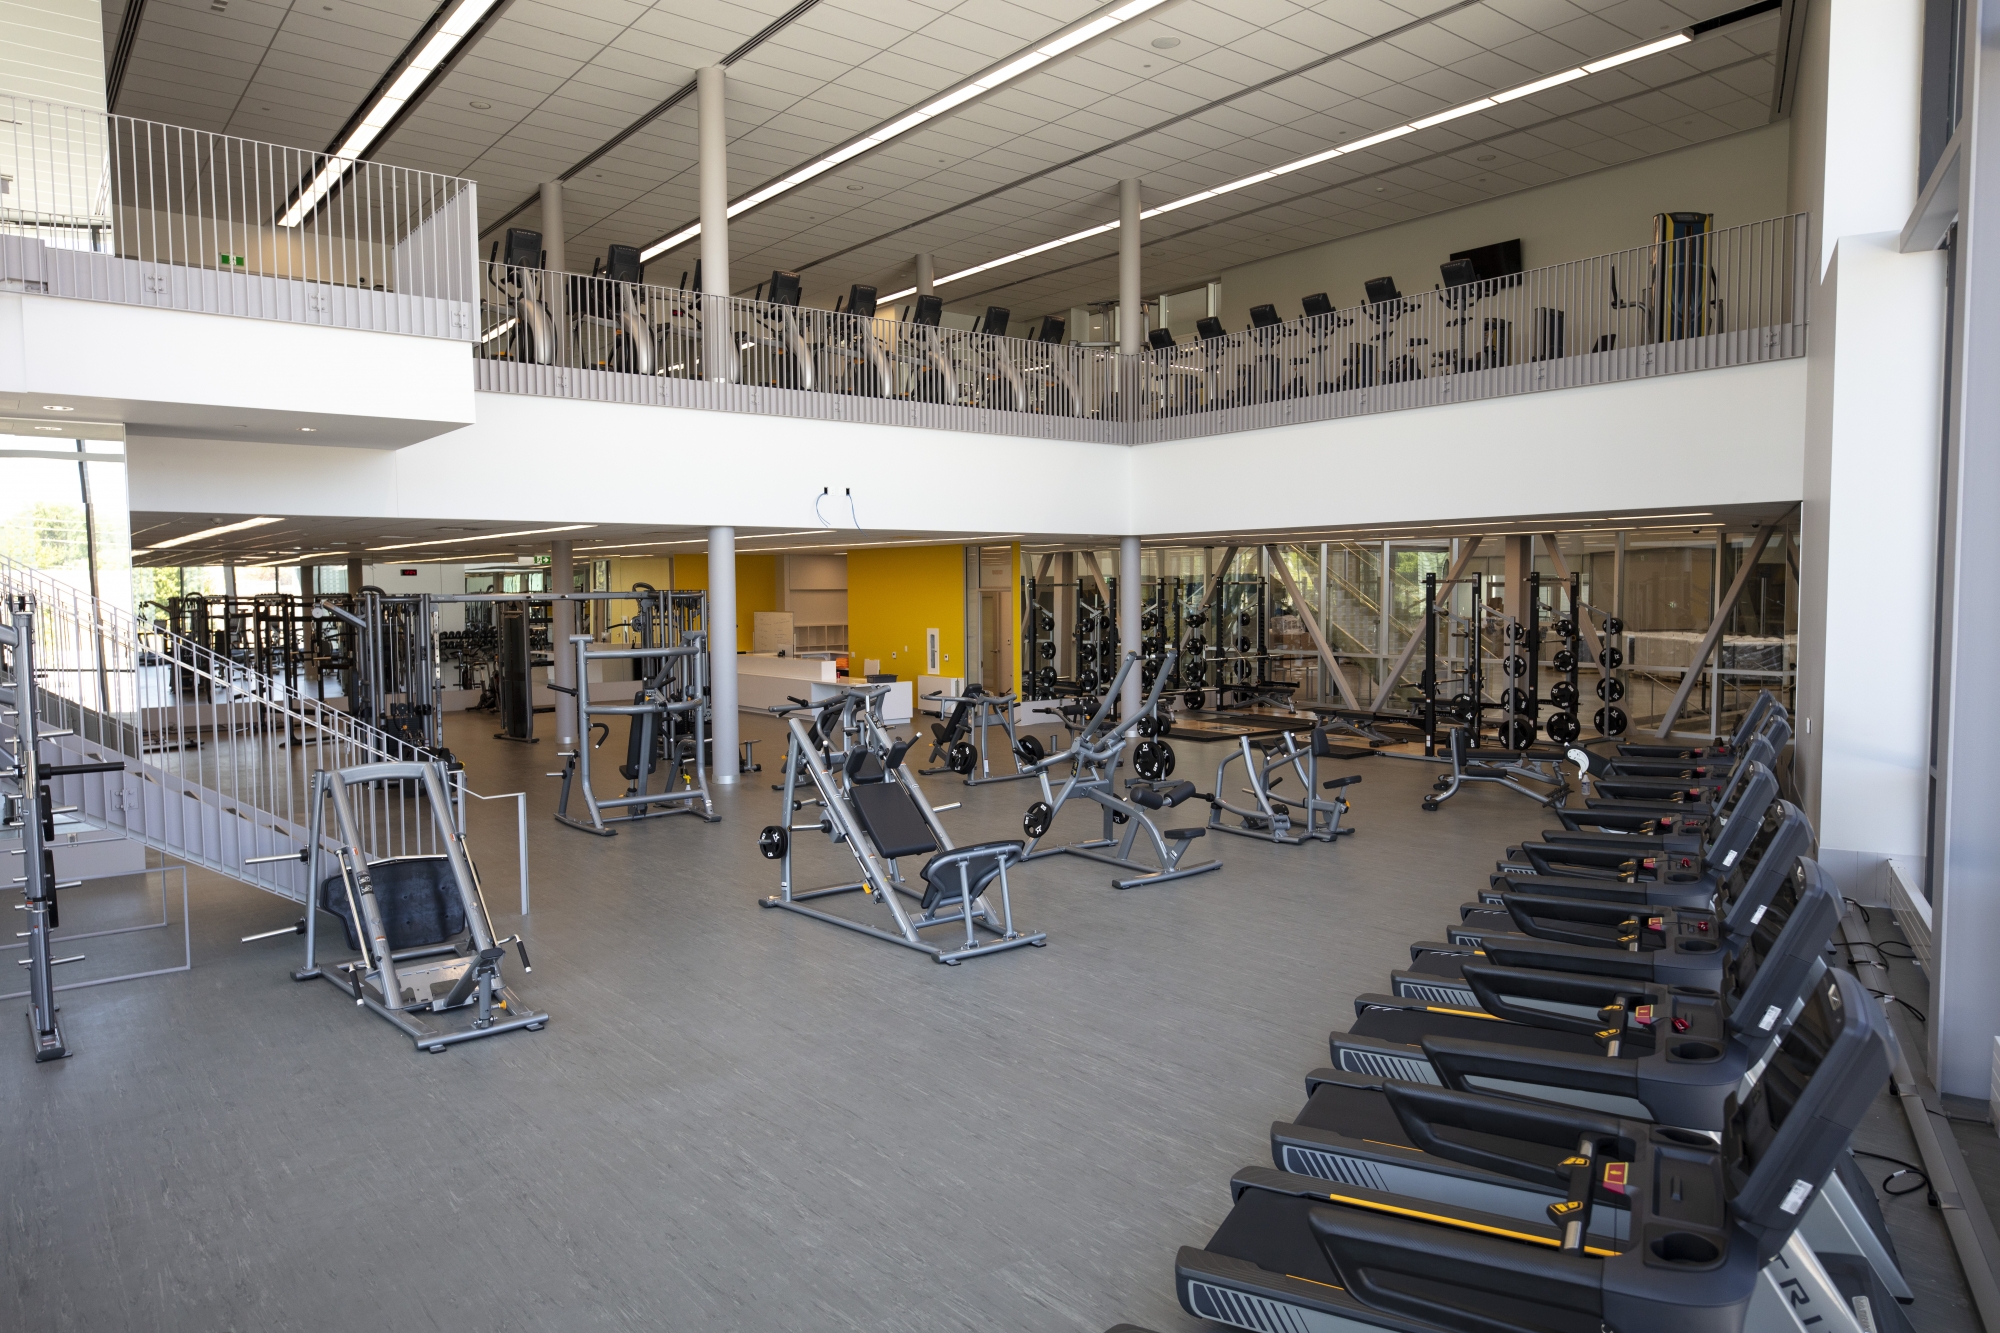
[1014,734,1045,763]
[1501,654,1528,678]
[1604,616,1624,635]
[1549,681,1578,709]
[1154,716,1173,739]
[1184,635,1206,656]
[1602,646,1624,669]
[1503,622,1526,643]
[1135,716,1158,738]
[1078,669,1098,693]
[1133,740,1165,781]
[1448,692,1474,723]
[1037,641,1056,660]
[1552,649,1577,674]
[1236,638,1253,653]
[1596,677,1626,703]
[1142,637,1162,656]
[1185,611,1206,629]
[1594,704,1629,737]
[1183,689,1204,709]
[757,825,789,860]
[1159,740,1176,776]
[1503,687,1531,715]
[1498,718,1535,749]
[1546,712,1581,744]
[1099,613,1114,632]
[1551,617,1576,639]
[947,740,977,775]
[1140,609,1159,630]
[1036,666,1058,691]
[1023,801,1052,838]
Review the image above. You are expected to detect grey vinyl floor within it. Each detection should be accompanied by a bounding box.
[0,710,1980,1332]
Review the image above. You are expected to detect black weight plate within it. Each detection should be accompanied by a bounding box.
[1023,801,1052,838]
[1159,741,1176,776]
[1594,705,1629,737]
[1038,641,1056,660]
[1141,609,1159,630]
[1015,734,1045,763]
[1503,622,1526,643]
[1503,687,1530,714]
[1602,646,1624,669]
[1498,718,1535,749]
[1549,681,1578,709]
[1155,715,1173,739]
[1551,618,1576,639]
[1078,669,1098,693]
[1501,654,1528,678]
[1545,712,1580,744]
[1552,649,1576,674]
[1448,692,1474,722]
[1184,690,1203,709]
[1036,666,1058,691]
[1604,617,1623,635]
[1133,740,1165,781]
[1596,677,1625,703]
[1136,716,1158,738]
[948,740,977,775]
[757,825,788,859]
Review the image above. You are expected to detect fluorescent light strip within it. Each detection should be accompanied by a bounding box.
[278,0,500,227]
[641,0,1172,263]
[369,524,595,552]
[148,516,285,550]
[895,30,1692,298]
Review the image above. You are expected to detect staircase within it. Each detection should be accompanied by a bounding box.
[1,556,424,902]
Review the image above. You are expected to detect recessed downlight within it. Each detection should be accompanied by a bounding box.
[1150,36,1179,48]
[41,404,75,411]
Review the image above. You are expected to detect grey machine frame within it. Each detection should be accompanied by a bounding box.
[1022,650,1222,888]
[554,630,718,834]
[1206,721,1362,846]
[283,760,546,1051]
[759,685,1045,963]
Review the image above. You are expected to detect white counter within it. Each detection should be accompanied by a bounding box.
[736,654,912,723]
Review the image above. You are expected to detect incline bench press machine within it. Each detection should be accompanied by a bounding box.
[758,685,1044,964]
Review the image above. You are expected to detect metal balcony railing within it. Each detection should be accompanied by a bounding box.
[474,215,1808,442]
[1132,214,1808,440]
[0,95,476,338]
[474,262,1129,441]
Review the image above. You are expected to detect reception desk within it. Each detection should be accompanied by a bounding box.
[735,654,912,724]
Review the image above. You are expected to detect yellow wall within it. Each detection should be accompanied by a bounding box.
[607,553,781,651]
[848,545,966,680]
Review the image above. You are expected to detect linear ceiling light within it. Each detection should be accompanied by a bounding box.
[880,28,1693,301]
[278,0,500,227]
[369,524,595,551]
[146,516,284,550]
[640,0,1172,263]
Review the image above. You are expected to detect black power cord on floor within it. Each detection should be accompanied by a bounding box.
[1853,1150,1938,1204]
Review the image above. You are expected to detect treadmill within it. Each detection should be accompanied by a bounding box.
[1325,858,1840,1130]
[1176,967,1897,1333]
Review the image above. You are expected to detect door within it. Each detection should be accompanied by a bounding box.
[980,590,1008,691]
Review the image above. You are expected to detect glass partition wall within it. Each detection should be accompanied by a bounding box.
[1020,516,1798,741]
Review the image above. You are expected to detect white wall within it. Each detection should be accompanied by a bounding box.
[1786,0,1941,910]
[0,0,104,111]
[0,293,476,447]
[1217,123,1793,330]
[361,562,467,631]
[1129,360,1807,535]
[128,366,1807,544]
[126,392,1135,535]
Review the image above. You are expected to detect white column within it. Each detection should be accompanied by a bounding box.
[708,526,739,784]
[915,252,934,296]
[698,65,734,383]
[1118,178,1142,354]
[540,180,565,273]
[1119,535,1142,719]
[550,540,577,747]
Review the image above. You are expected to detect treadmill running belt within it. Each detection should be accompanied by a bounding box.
[1203,1191,1606,1333]
[1292,1082,1573,1172]
[1348,1006,1654,1055]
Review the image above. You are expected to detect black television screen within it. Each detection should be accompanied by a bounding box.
[1449,238,1524,282]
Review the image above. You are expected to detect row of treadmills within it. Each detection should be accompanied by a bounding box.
[1103,692,1914,1333]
